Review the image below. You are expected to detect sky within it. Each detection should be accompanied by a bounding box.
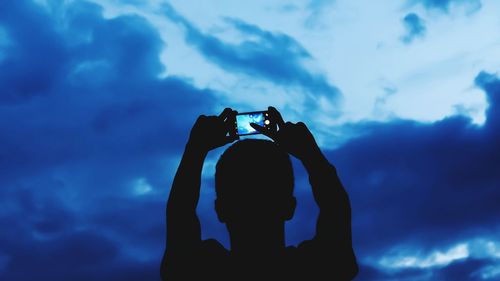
[0,0,499,280]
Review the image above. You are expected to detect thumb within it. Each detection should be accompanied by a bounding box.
[250,123,275,139]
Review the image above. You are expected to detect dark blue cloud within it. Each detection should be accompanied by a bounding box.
[1,1,499,280]
[161,3,342,109]
[401,13,426,44]
[0,0,220,280]
[0,1,217,180]
[435,258,494,281]
[322,72,500,279]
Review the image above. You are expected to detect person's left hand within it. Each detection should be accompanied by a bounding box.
[187,108,238,153]
[250,106,321,162]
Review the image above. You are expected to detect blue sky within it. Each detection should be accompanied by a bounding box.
[0,0,499,280]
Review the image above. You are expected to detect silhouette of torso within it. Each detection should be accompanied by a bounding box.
[163,138,358,280]
[162,238,356,281]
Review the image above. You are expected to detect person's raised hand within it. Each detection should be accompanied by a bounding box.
[250,106,321,162]
[188,108,237,153]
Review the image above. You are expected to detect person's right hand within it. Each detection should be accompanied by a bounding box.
[250,107,322,162]
[187,108,237,154]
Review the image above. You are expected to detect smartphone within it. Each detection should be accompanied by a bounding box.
[234,110,270,136]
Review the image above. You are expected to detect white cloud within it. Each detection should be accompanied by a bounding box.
[90,0,500,136]
[379,243,469,269]
[469,238,500,259]
[377,238,500,270]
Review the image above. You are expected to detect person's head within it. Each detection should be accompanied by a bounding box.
[215,139,296,227]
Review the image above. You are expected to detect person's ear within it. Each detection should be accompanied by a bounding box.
[283,196,297,221]
[215,198,227,223]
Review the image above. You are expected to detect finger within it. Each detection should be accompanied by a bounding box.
[218,108,232,121]
[268,106,285,127]
[297,121,309,132]
[196,115,207,123]
[250,123,275,139]
[223,110,237,130]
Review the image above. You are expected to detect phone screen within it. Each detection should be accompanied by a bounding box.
[236,111,268,136]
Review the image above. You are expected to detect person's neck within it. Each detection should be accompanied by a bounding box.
[228,222,286,258]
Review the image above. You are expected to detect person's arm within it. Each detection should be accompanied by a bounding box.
[165,142,206,251]
[161,109,237,280]
[301,147,358,281]
[251,107,358,280]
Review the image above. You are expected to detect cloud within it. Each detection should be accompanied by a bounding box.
[356,257,497,281]
[378,243,469,269]
[1,1,499,280]
[0,1,218,181]
[161,3,342,112]
[401,13,426,44]
[197,72,500,278]
[305,0,336,28]
[335,71,499,249]
[321,71,500,278]
[354,238,500,280]
[0,0,221,279]
[410,0,482,13]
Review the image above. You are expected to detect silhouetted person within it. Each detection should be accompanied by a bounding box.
[161,107,358,280]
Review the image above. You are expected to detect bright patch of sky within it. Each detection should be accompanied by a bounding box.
[89,0,500,128]
[379,243,469,268]
[376,238,500,270]
[132,177,153,195]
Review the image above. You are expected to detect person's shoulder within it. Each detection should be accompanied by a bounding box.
[162,239,228,280]
[201,239,228,257]
[284,239,316,259]
[288,239,315,252]
[287,240,359,280]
